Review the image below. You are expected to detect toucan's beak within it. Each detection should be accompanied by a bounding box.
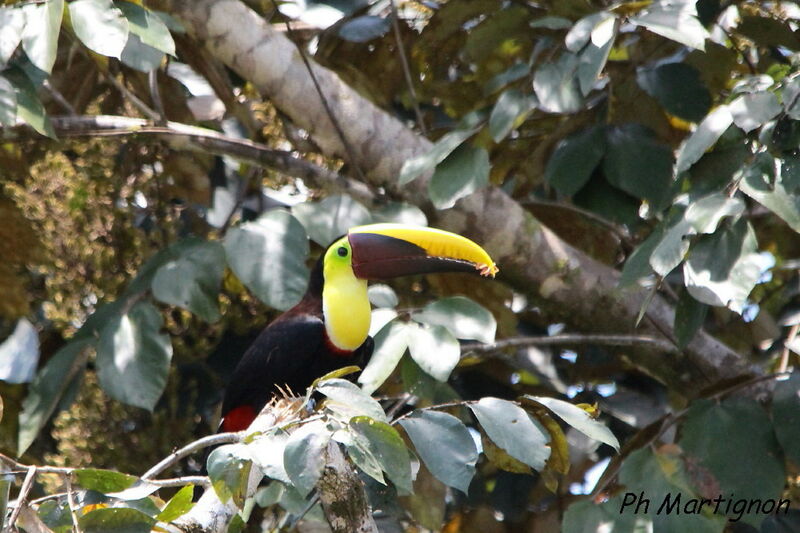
[347,223,498,280]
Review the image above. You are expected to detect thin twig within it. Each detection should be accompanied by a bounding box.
[64,472,81,533]
[148,70,168,126]
[101,71,162,122]
[141,432,242,481]
[385,392,413,419]
[43,80,77,115]
[779,323,799,373]
[7,466,37,529]
[270,0,368,183]
[141,475,212,488]
[220,166,258,235]
[392,400,472,425]
[389,0,426,135]
[461,333,679,354]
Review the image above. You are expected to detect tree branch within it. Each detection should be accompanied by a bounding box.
[1,115,376,205]
[141,431,241,481]
[7,466,36,530]
[317,443,378,533]
[462,334,679,354]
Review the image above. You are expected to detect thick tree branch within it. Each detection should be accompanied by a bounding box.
[318,443,378,533]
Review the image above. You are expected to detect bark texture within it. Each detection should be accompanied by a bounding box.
[317,443,378,533]
[159,0,760,395]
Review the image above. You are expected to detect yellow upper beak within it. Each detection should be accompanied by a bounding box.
[347,223,498,279]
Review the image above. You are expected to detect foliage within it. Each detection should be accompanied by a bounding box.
[0,0,800,531]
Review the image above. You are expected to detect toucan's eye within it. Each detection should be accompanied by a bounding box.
[337,246,348,257]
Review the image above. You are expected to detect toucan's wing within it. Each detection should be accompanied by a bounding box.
[220,314,326,431]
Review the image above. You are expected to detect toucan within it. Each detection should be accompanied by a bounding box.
[220,223,498,432]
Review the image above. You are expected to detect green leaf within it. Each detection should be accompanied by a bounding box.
[367,284,398,308]
[0,318,38,384]
[783,78,800,120]
[0,75,16,126]
[369,308,398,336]
[603,124,674,209]
[96,301,173,411]
[120,32,165,72]
[414,296,497,344]
[683,219,765,313]
[207,444,252,506]
[155,484,194,522]
[116,1,175,55]
[0,6,25,65]
[428,144,490,210]
[649,193,744,276]
[283,420,332,496]
[247,429,291,484]
[679,398,785,525]
[292,194,371,247]
[484,61,531,95]
[21,0,64,73]
[340,429,385,485]
[349,416,412,495]
[618,447,726,532]
[729,91,781,132]
[358,319,409,394]
[618,214,674,286]
[223,210,309,311]
[630,0,708,51]
[573,173,640,225]
[398,410,477,494]
[544,125,606,197]
[674,290,707,349]
[407,323,460,382]
[78,507,155,533]
[18,338,90,455]
[738,15,800,51]
[68,0,129,58]
[488,89,537,142]
[530,16,572,30]
[675,105,734,172]
[337,15,390,42]
[524,396,619,451]
[151,239,225,322]
[371,202,427,226]
[636,62,711,122]
[469,397,551,471]
[399,128,477,185]
[565,12,613,52]
[740,154,800,232]
[74,469,137,493]
[562,496,641,533]
[533,52,583,113]
[5,68,55,138]
[772,371,800,465]
[318,378,388,422]
[577,27,614,96]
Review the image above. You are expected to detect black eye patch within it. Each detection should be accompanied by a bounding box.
[337,246,348,257]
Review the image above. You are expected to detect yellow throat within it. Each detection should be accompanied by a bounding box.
[322,237,371,351]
